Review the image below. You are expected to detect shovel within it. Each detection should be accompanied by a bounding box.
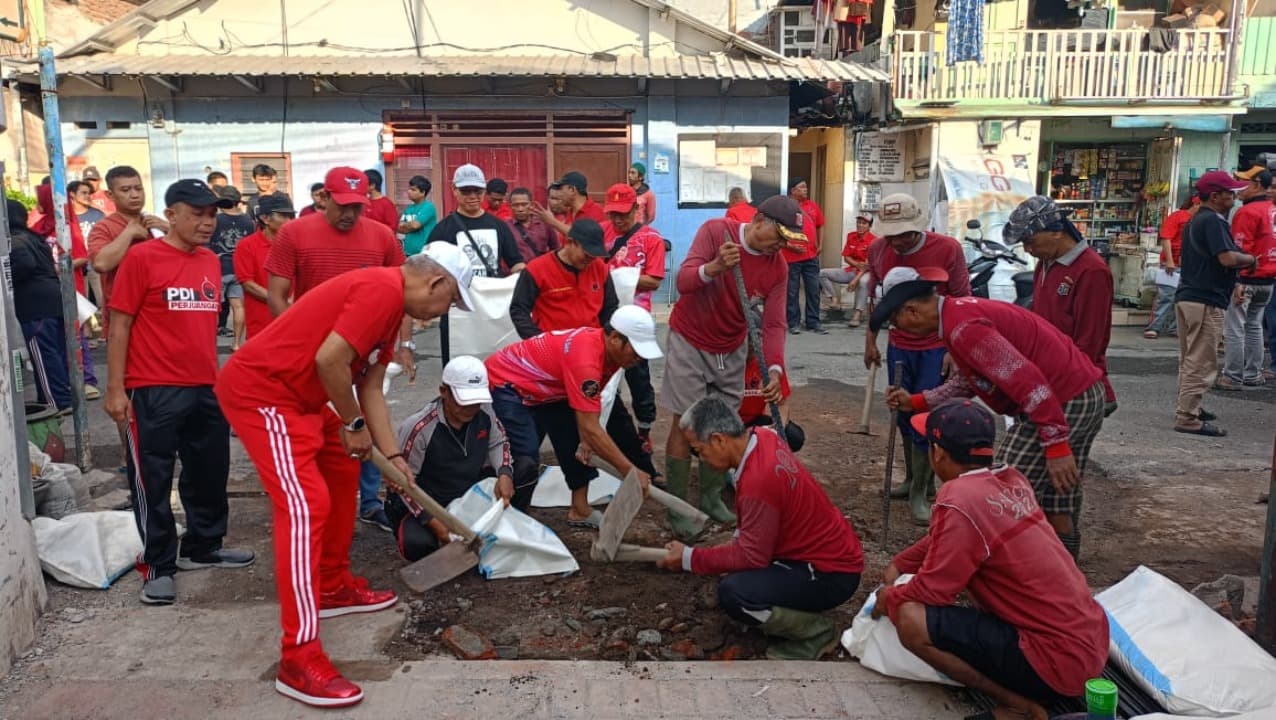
[856,363,878,435]
[881,360,904,550]
[370,448,482,593]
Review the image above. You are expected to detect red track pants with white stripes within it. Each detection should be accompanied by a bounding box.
[219,401,359,661]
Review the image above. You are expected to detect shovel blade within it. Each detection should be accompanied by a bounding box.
[398,542,480,593]
[594,469,645,562]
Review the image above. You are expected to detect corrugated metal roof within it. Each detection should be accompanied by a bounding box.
[35,52,888,83]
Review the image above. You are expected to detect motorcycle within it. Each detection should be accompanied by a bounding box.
[962,220,1035,308]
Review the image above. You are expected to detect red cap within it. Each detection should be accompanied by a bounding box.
[324,167,371,207]
[604,183,637,214]
[1195,170,1248,196]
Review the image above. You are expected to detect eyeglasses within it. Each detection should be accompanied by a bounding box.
[458,187,483,196]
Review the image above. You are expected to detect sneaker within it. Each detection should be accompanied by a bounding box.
[84,385,101,400]
[788,327,801,335]
[808,325,829,335]
[177,547,256,570]
[359,507,393,533]
[140,575,176,605]
[275,653,363,708]
[318,578,398,619]
[638,427,653,456]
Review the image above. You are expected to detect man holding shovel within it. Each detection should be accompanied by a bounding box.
[216,243,474,708]
[660,196,801,537]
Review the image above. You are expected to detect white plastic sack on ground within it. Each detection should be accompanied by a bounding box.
[32,511,142,589]
[446,273,522,358]
[445,478,578,579]
[841,575,961,686]
[1134,712,1276,720]
[530,466,622,508]
[610,266,639,307]
[1098,565,1276,716]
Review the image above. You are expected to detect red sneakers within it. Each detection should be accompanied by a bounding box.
[275,653,363,708]
[318,577,398,619]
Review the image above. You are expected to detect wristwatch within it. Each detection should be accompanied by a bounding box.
[402,341,417,351]
[344,416,366,432]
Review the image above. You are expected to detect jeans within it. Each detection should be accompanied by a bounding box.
[717,560,860,625]
[1222,284,1273,383]
[358,461,383,515]
[786,258,822,330]
[79,329,98,387]
[1146,283,1178,336]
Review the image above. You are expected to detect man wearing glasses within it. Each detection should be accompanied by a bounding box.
[426,164,526,278]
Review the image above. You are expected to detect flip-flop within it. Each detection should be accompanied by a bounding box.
[567,509,604,530]
[1174,422,1228,437]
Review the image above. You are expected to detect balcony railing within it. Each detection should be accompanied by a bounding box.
[887,28,1235,106]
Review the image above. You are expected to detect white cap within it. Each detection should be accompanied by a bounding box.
[609,305,663,360]
[441,355,491,406]
[875,266,949,301]
[875,193,927,237]
[452,163,486,189]
[422,241,475,312]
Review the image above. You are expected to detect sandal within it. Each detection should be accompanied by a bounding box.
[1174,422,1228,437]
[1143,329,1158,339]
[566,509,604,530]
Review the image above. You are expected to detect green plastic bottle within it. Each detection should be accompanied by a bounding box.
[1085,678,1118,719]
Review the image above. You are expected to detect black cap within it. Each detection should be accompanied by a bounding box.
[755,195,807,242]
[867,267,948,333]
[910,400,996,463]
[257,193,296,215]
[558,171,588,194]
[165,179,235,209]
[486,178,508,194]
[215,185,242,204]
[566,218,607,257]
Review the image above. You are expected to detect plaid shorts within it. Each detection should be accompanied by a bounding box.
[995,381,1106,518]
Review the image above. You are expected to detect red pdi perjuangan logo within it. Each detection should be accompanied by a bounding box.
[165,278,220,311]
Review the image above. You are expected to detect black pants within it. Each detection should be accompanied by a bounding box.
[717,560,860,625]
[624,359,657,428]
[926,605,1071,705]
[604,396,659,478]
[125,385,231,579]
[388,456,540,562]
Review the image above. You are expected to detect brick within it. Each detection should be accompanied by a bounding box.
[441,624,496,660]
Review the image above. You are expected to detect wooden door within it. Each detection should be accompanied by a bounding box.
[552,145,628,204]
[439,145,547,216]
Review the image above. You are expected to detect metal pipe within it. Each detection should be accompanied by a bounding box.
[38,46,90,471]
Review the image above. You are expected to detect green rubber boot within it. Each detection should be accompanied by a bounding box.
[760,607,838,660]
[889,434,917,500]
[697,465,738,525]
[906,441,934,526]
[664,457,703,540]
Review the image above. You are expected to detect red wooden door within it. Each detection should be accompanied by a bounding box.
[440,145,547,215]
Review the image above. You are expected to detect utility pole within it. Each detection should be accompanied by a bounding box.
[37,46,90,471]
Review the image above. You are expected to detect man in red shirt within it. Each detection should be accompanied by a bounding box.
[874,400,1108,718]
[819,213,875,327]
[783,178,827,334]
[537,171,606,237]
[1222,168,1276,388]
[604,183,667,448]
[481,178,514,222]
[217,244,473,708]
[266,166,414,532]
[487,306,662,526]
[662,196,802,536]
[878,275,1106,560]
[725,186,757,224]
[1005,196,1116,411]
[865,194,971,524]
[1146,197,1199,339]
[362,169,399,230]
[82,166,116,214]
[658,396,863,660]
[234,194,295,340]
[103,179,253,607]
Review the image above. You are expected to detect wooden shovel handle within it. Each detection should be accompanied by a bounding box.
[649,485,709,525]
[370,448,476,542]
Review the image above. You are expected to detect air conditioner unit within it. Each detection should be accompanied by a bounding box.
[775,9,834,58]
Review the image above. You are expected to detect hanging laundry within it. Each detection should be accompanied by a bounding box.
[946,0,984,64]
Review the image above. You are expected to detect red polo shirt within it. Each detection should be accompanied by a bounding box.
[485,327,617,412]
[781,199,824,263]
[1032,243,1115,402]
[233,230,276,339]
[725,203,757,224]
[1231,198,1276,283]
[1158,209,1193,266]
[264,212,405,298]
[866,232,972,351]
[841,231,875,267]
[216,267,403,413]
[365,196,399,230]
[108,239,221,389]
[564,198,606,225]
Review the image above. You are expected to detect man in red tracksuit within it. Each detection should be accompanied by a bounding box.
[659,396,863,660]
[875,400,1108,718]
[216,243,473,708]
[878,277,1106,561]
[104,179,253,607]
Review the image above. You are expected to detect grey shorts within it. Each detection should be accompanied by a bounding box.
[221,274,244,300]
[659,329,747,415]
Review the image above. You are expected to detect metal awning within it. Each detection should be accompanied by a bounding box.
[21,52,888,84]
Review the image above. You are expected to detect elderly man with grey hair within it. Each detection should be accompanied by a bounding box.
[656,396,864,660]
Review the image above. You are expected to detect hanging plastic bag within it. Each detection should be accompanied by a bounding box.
[841,575,961,686]
[446,478,578,580]
[610,266,639,307]
[32,511,143,589]
[446,273,522,358]
[1098,565,1276,716]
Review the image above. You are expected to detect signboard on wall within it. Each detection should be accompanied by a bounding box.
[939,154,1034,242]
[855,132,905,183]
[676,133,782,208]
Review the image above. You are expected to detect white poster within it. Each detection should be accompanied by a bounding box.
[938,154,1035,243]
[856,133,906,183]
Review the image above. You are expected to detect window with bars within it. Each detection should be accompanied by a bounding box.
[230,152,293,197]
